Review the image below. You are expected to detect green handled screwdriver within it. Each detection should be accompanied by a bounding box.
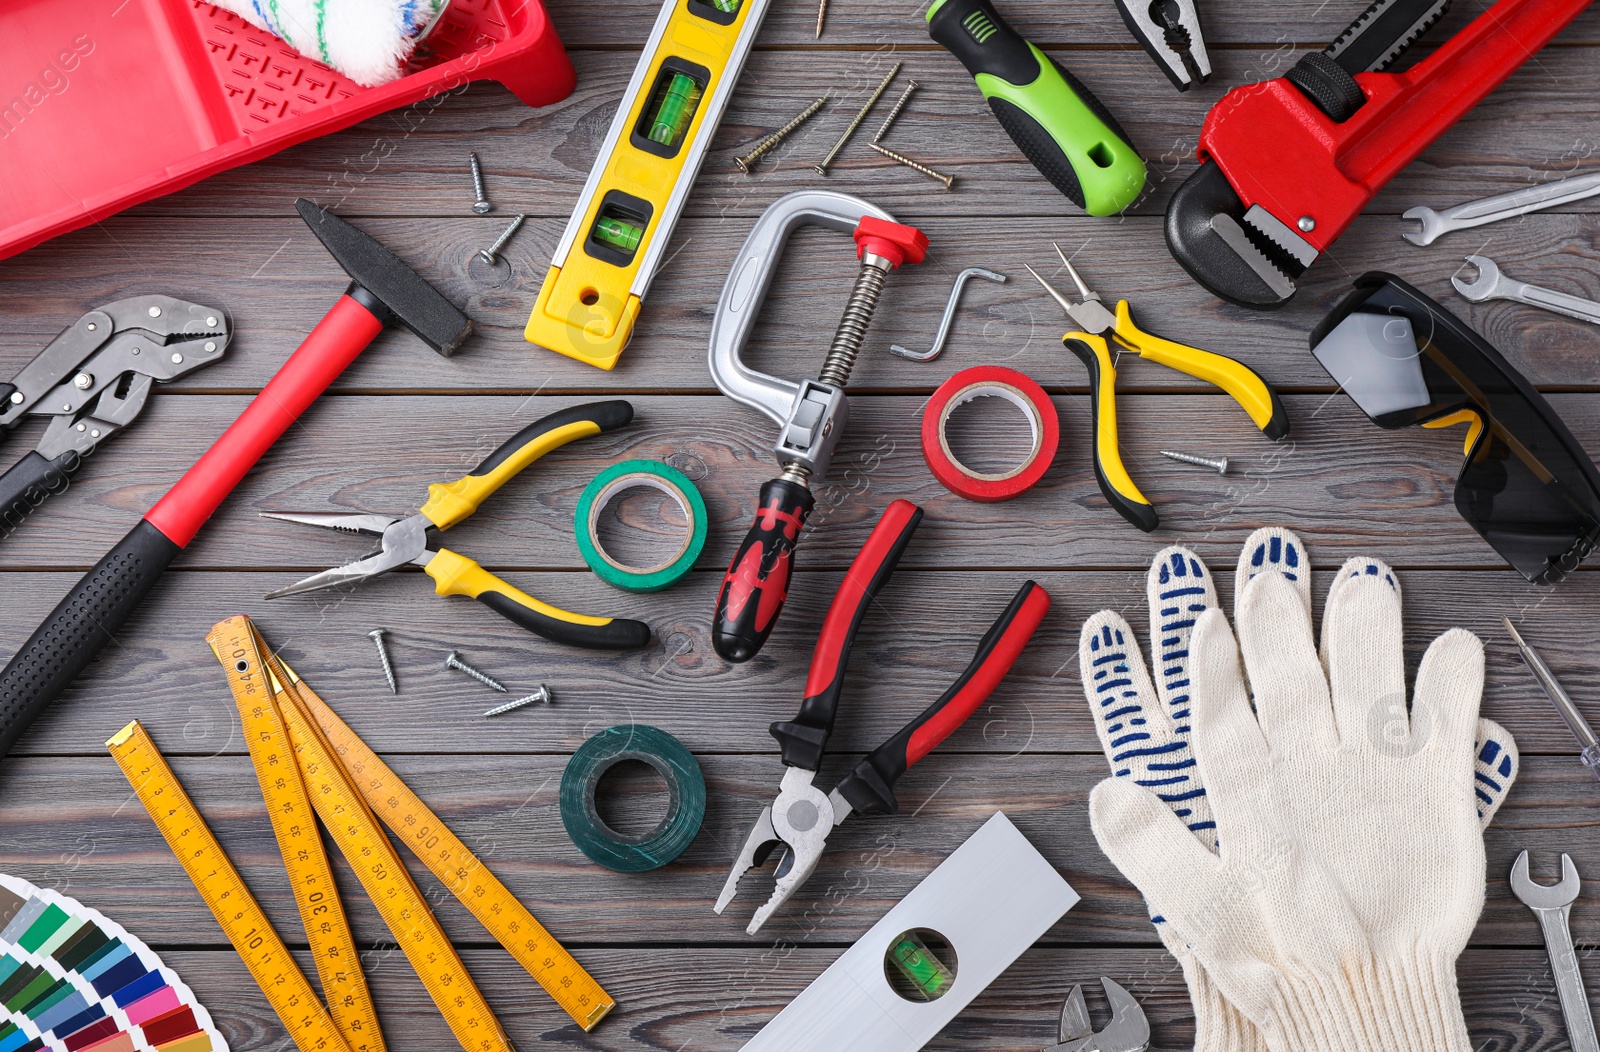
[928,0,1147,216]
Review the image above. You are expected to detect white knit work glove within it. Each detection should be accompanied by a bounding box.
[1081,528,1517,1052]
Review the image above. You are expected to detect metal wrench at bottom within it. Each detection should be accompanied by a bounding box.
[1511,850,1599,1052]
[1453,255,1600,327]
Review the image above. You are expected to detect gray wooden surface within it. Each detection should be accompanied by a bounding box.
[1,0,1599,1048]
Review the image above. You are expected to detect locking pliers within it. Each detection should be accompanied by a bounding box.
[0,295,229,538]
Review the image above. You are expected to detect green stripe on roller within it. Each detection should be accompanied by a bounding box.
[575,460,707,592]
[560,726,705,873]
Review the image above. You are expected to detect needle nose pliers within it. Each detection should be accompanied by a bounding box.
[1026,246,1289,531]
[261,400,651,650]
[714,499,1050,934]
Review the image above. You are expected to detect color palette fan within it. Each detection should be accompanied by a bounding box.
[0,874,226,1052]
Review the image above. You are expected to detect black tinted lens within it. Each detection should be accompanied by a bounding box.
[1313,277,1600,582]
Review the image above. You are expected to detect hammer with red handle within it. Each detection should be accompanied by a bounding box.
[0,199,472,760]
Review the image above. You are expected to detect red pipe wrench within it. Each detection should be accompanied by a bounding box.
[1166,0,1596,308]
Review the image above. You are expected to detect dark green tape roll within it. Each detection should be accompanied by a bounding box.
[560,725,705,873]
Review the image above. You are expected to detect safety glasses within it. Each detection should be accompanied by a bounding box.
[1310,273,1600,583]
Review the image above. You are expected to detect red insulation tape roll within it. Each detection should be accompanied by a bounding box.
[922,366,1059,502]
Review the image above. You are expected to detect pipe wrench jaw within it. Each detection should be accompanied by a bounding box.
[1165,159,1303,309]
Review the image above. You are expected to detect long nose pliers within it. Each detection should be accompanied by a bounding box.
[1026,245,1290,532]
[261,400,651,650]
[714,499,1051,934]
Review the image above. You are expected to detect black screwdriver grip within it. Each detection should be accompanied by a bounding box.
[712,477,815,663]
[0,451,82,540]
[0,519,181,760]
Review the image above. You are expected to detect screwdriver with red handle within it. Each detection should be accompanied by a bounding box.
[714,498,1051,934]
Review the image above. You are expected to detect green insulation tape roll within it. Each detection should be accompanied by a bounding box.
[559,725,705,873]
[575,460,707,592]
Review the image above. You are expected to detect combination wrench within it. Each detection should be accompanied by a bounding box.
[1453,255,1600,328]
[1510,849,1599,1052]
[1403,171,1600,246]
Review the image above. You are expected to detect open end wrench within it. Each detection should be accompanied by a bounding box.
[1511,850,1600,1052]
[1453,255,1600,327]
[1403,171,1600,246]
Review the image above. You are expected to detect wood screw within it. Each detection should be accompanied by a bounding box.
[367,628,397,694]
[1160,449,1229,475]
[813,64,901,176]
[872,80,918,143]
[483,686,553,717]
[469,152,492,214]
[735,96,827,173]
[869,143,954,190]
[478,214,526,266]
[445,650,507,692]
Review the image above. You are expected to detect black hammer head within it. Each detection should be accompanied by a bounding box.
[295,199,473,357]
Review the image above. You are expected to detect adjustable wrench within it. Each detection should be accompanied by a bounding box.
[1453,255,1600,327]
[1045,977,1150,1052]
[1510,850,1599,1052]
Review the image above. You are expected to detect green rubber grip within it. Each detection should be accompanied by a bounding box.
[927,0,1146,216]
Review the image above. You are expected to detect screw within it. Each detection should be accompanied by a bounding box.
[815,0,827,37]
[1297,215,1315,232]
[148,305,161,318]
[735,97,827,173]
[1160,449,1229,475]
[477,214,526,266]
[367,628,397,694]
[869,143,954,190]
[483,686,553,717]
[872,80,917,143]
[469,152,492,214]
[73,372,92,390]
[444,650,507,692]
[814,63,901,176]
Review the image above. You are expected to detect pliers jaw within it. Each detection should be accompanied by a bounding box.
[714,767,844,935]
[258,511,431,598]
[1112,0,1209,91]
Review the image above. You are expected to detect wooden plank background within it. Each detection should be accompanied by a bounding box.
[2,0,1600,1048]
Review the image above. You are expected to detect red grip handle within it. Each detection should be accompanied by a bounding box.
[145,294,384,547]
[833,580,1051,815]
[712,476,815,663]
[770,499,923,770]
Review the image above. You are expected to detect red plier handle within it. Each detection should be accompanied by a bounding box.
[833,578,1050,815]
[770,499,924,771]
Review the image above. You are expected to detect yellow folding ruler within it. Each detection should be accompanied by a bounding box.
[107,616,614,1052]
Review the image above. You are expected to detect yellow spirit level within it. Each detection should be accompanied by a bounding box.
[525,0,776,369]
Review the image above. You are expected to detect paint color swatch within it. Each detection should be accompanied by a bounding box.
[0,875,227,1052]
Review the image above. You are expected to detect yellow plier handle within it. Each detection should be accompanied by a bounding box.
[418,400,651,650]
[423,549,651,650]
[421,401,636,529]
[1062,333,1159,532]
[1110,301,1290,440]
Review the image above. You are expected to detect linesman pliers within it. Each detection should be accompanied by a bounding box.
[1026,246,1289,532]
[262,400,651,650]
[0,295,228,539]
[715,499,1050,934]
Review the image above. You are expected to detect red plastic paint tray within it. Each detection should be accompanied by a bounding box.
[0,0,575,262]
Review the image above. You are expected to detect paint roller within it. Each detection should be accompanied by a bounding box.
[212,0,453,86]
